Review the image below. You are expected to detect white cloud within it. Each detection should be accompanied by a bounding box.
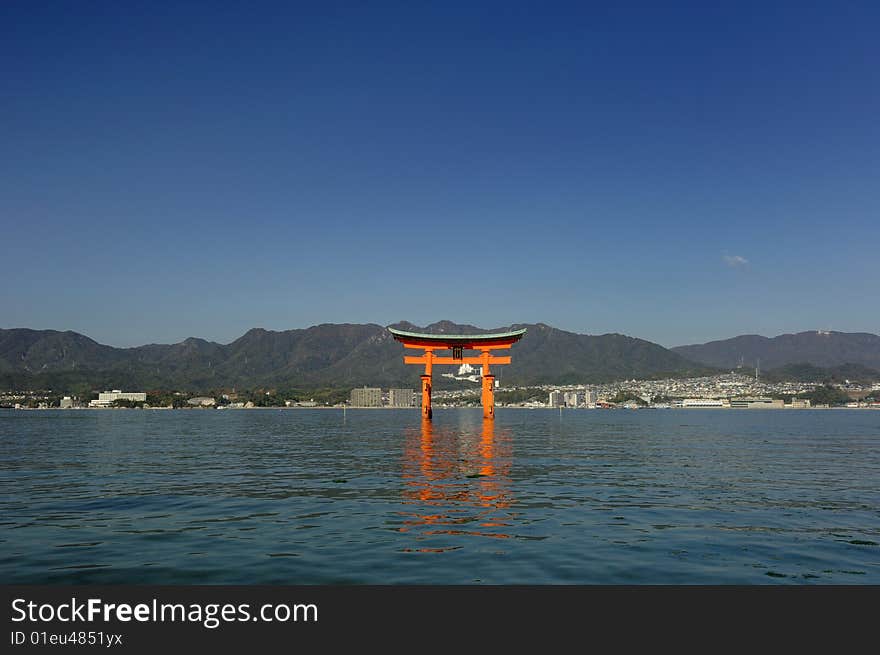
[723,254,749,268]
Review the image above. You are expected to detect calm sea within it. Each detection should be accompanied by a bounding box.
[1,408,878,584]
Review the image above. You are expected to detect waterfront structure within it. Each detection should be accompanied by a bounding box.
[388,388,416,407]
[786,399,811,409]
[584,390,597,405]
[59,396,75,409]
[186,396,216,407]
[730,397,784,409]
[89,390,147,407]
[351,386,382,407]
[389,327,526,419]
[548,390,564,407]
[676,398,729,408]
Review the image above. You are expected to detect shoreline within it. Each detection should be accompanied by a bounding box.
[3,405,878,411]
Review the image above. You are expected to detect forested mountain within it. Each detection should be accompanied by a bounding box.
[0,321,714,392]
[673,331,880,370]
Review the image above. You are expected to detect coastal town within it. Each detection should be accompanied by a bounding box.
[3,371,879,410]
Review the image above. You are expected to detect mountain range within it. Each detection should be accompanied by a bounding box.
[0,321,710,392]
[672,331,880,372]
[1,323,878,393]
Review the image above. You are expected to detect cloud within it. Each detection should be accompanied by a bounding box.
[723,254,749,268]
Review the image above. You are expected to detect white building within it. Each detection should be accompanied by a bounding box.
[187,397,216,407]
[676,398,729,408]
[730,397,784,409]
[441,363,483,383]
[89,390,147,407]
[548,391,564,407]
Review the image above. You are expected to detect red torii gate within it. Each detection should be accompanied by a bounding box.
[388,327,526,420]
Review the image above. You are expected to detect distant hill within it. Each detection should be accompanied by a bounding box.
[0,321,713,393]
[672,331,880,371]
[762,362,880,384]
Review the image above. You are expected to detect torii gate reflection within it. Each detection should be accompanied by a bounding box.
[400,417,515,548]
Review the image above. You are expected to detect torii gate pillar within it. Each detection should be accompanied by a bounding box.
[421,374,432,419]
[482,374,495,419]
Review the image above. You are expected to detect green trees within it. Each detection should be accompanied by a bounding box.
[111,398,144,408]
[798,385,850,406]
[610,390,648,406]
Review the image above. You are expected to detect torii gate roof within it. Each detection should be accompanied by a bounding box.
[388,326,527,348]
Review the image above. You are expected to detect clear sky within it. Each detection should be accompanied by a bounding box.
[2,1,878,348]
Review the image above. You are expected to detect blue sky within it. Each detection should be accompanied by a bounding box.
[1,1,877,347]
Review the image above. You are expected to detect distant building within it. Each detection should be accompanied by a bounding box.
[548,391,564,407]
[388,388,415,407]
[441,363,483,383]
[785,399,811,409]
[187,397,216,407]
[730,397,784,409]
[89,390,147,407]
[59,396,75,409]
[563,391,582,408]
[584,390,597,405]
[676,398,728,408]
[351,387,382,407]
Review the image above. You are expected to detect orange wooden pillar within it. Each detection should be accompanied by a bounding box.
[421,349,433,419]
[421,374,432,419]
[479,349,492,418]
[481,374,495,419]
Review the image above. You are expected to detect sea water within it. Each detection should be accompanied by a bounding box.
[1,408,877,583]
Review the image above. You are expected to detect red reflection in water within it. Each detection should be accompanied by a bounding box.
[400,418,514,545]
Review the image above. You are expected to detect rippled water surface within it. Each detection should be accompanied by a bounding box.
[1,408,878,583]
